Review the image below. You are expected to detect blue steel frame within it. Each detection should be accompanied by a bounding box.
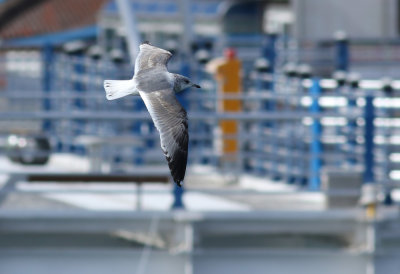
[335,37,349,71]
[72,53,86,154]
[42,44,53,132]
[263,33,277,74]
[309,78,322,190]
[346,86,358,165]
[363,95,375,183]
[262,34,279,179]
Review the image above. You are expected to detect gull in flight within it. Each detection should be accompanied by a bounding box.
[104,42,200,187]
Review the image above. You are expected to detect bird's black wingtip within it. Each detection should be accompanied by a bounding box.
[141,41,151,46]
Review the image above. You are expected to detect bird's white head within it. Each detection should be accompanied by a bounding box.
[173,74,201,93]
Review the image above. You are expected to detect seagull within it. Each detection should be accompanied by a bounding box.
[104,42,200,187]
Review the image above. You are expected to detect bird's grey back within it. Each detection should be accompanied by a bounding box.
[135,68,172,92]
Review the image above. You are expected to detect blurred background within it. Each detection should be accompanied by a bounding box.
[1,0,400,273]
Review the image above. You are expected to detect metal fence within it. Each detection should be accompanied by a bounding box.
[0,39,399,199]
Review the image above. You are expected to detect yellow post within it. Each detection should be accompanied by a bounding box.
[360,184,378,220]
[207,48,242,161]
[366,203,377,220]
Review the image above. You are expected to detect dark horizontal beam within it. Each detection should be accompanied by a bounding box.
[25,173,170,184]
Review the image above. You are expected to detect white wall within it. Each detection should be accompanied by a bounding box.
[292,0,399,40]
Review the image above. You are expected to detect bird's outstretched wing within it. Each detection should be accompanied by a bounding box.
[139,89,188,186]
[135,42,172,74]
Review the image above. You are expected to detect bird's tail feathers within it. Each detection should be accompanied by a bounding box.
[104,80,137,100]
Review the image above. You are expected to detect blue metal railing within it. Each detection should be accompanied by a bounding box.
[1,39,400,201]
[309,78,322,190]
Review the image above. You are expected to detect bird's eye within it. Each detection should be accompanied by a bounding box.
[184,80,189,84]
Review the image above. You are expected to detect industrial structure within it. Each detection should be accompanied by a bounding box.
[1,0,400,274]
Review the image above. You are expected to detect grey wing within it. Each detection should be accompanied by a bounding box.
[139,89,188,185]
[135,43,172,74]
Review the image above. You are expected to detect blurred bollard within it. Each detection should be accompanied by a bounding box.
[309,78,322,190]
[360,184,379,219]
[171,183,185,209]
[206,48,242,164]
[334,31,349,71]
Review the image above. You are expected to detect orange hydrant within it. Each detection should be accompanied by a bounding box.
[206,48,242,161]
